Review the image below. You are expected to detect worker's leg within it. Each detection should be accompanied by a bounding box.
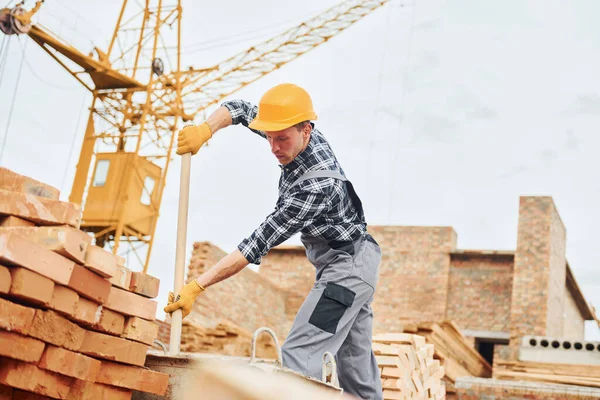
[281,274,374,382]
[336,299,383,400]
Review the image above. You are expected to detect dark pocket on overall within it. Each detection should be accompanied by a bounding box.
[309,282,355,334]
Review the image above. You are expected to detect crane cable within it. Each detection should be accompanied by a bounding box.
[0,35,11,92]
[366,2,394,203]
[0,37,27,165]
[386,0,417,221]
[60,90,87,197]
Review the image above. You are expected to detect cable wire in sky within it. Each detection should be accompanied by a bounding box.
[0,38,27,165]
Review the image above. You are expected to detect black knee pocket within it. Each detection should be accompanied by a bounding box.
[309,282,355,334]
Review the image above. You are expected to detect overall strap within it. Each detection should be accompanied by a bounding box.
[289,169,347,190]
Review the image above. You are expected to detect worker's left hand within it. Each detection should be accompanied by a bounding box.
[176,122,212,155]
[164,279,205,318]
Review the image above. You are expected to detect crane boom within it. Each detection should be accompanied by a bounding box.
[175,0,389,118]
[0,0,391,272]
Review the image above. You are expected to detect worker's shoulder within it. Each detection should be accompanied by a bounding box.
[291,168,345,195]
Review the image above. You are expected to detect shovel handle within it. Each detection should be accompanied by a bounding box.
[169,152,192,355]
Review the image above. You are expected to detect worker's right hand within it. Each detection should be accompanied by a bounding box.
[164,279,205,318]
[176,122,213,155]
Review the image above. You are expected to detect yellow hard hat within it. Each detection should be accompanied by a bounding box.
[249,83,318,131]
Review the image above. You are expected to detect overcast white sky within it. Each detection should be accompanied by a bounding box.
[1,0,599,340]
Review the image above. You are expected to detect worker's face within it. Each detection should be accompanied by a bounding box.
[266,124,311,165]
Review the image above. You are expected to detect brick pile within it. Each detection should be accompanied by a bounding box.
[156,319,278,359]
[186,241,289,339]
[0,167,169,399]
[374,333,446,400]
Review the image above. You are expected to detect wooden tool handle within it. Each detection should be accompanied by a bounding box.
[169,152,192,355]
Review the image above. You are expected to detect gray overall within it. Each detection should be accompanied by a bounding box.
[281,170,383,400]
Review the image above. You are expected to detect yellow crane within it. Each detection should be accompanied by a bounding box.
[0,0,390,272]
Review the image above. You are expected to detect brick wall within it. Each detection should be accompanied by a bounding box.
[510,197,567,340]
[547,207,567,337]
[182,197,588,345]
[368,226,456,333]
[447,254,513,332]
[369,226,457,253]
[563,286,585,340]
[186,242,289,339]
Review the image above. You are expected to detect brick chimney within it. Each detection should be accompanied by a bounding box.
[510,196,567,339]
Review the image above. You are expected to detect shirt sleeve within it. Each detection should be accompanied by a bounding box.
[221,99,266,139]
[237,184,332,264]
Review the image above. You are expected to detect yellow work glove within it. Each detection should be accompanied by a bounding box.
[176,122,212,155]
[164,280,205,318]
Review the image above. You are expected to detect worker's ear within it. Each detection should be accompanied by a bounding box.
[302,122,311,138]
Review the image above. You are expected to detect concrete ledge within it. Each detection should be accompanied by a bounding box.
[520,336,600,366]
[456,376,600,396]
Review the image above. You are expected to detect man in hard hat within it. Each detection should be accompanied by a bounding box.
[165,83,383,399]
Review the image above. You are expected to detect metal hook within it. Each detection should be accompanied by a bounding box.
[154,339,168,354]
[322,351,339,388]
[250,327,282,367]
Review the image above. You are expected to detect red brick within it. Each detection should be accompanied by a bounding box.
[49,285,79,317]
[0,384,11,399]
[0,265,9,293]
[11,390,52,399]
[29,310,85,351]
[0,168,59,200]
[0,216,34,227]
[0,357,73,399]
[66,380,131,400]
[96,360,168,395]
[0,226,91,264]
[73,297,101,326]
[92,307,124,336]
[38,345,100,381]
[0,297,35,334]
[68,264,111,303]
[109,265,132,290]
[105,286,157,321]
[0,189,80,228]
[0,232,75,286]
[8,267,54,306]
[121,316,158,345]
[84,245,116,278]
[0,330,45,362]
[129,272,160,298]
[79,330,148,366]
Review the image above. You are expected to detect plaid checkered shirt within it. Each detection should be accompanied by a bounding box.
[222,99,367,265]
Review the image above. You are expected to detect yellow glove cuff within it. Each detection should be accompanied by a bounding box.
[196,121,213,142]
[191,279,206,294]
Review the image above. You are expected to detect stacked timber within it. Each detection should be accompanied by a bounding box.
[0,167,169,399]
[373,333,446,400]
[402,321,492,396]
[494,359,600,388]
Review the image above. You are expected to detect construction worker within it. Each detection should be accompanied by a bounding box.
[165,83,383,400]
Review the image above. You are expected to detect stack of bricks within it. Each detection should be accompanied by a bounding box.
[374,333,446,400]
[0,167,169,399]
[186,241,289,340]
[156,319,278,359]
